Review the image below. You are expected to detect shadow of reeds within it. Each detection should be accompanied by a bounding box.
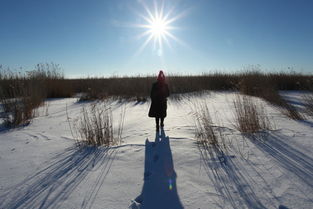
[0,146,116,209]
[130,129,184,209]
[199,143,267,209]
[249,133,313,189]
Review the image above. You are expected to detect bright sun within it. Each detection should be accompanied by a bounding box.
[135,1,185,56]
[149,17,168,38]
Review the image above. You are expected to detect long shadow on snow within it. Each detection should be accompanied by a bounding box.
[249,133,313,189]
[199,143,267,209]
[130,129,184,209]
[0,146,116,209]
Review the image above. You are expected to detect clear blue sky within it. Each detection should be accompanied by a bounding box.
[0,0,312,77]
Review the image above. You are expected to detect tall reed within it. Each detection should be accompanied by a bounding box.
[233,95,272,133]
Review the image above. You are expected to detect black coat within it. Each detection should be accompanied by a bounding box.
[148,81,169,118]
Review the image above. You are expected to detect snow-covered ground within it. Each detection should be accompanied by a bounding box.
[0,92,312,209]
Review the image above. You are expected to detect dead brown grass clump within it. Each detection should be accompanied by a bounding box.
[71,102,125,147]
[233,95,272,133]
[195,104,218,146]
[238,71,303,120]
[194,103,227,153]
[78,105,113,146]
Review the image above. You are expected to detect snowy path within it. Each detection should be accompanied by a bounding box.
[0,92,313,209]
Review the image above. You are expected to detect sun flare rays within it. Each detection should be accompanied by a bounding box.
[134,1,185,56]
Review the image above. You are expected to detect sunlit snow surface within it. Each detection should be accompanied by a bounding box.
[0,92,312,209]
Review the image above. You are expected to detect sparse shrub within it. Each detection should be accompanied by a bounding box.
[71,102,125,146]
[195,103,218,146]
[78,105,113,146]
[233,95,272,133]
[194,102,229,166]
[194,103,226,152]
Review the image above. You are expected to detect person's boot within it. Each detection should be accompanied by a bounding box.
[156,124,159,131]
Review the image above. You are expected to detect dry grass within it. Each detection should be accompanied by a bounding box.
[194,103,227,153]
[0,64,70,127]
[1,64,312,101]
[70,102,125,147]
[0,64,311,122]
[238,71,303,120]
[70,71,312,101]
[0,64,72,99]
[0,98,34,127]
[233,95,272,133]
[195,103,218,146]
[73,76,154,102]
[194,102,229,166]
[0,79,43,127]
[78,105,113,146]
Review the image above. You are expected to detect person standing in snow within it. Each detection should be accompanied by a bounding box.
[148,70,170,131]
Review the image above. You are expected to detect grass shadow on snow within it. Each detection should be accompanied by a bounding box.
[199,143,267,209]
[249,133,313,189]
[130,129,184,209]
[0,146,116,209]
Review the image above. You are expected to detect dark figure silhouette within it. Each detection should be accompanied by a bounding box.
[148,71,169,131]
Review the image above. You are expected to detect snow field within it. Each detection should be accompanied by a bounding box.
[0,92,312,209]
